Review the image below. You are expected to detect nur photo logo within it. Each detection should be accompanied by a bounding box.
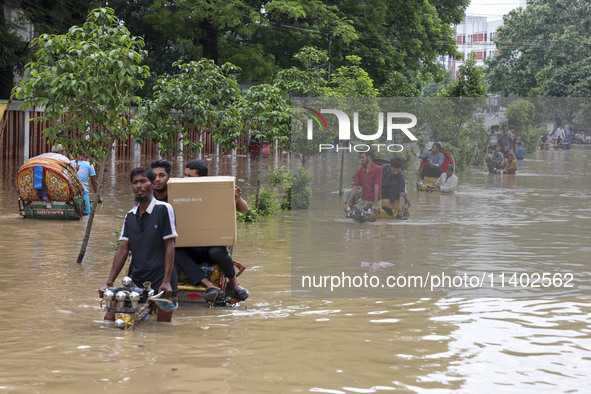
[304,108,418,152]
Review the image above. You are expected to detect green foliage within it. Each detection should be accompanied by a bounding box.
[236,187,280,222]
[269,165,292,209]
[256,187,279,216]
[328,56,378,97]
[269,165,290,187]
[0,6,28,66]
[294,46,330,71]
[424,54,486,169]
[506,99,535,131]
[99,0,357,92]
[222,44,277,84]
[268,165,312,210]
[20,0,90,35]
[319,0,467,86]
[394,148,415,173]
[230,83,292,152]
[109,228,121,251]
[236,203,260,222]
[422,72,453,97]
[439,118,488,170]
[12,7,150,263]
[274,47,329,96]
[485,0,591,96]
[1,0,91,97]
[290,166,312,209]
[437,54,486,98]
[506,99,544,153]
[13,7,148,164]
[5,0,469,98]
[138,59,242,156]
[277,48,381,167]
[416,98,487,170]
[379,72,421,97]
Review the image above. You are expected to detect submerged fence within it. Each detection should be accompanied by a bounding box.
[0,101,250,162]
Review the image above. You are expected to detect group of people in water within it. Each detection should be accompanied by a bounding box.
[344,142,458,222]
[486,144,520,174]
[486,125,525,174]
[539,124,571,150]
[343,121,564,221]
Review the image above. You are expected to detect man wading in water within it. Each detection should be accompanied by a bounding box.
[344,151,382,222]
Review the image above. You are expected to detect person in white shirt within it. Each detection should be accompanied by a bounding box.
[554,126,566,148]
[434,165,458,193]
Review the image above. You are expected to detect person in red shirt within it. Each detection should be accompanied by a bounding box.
[344,151,382,222]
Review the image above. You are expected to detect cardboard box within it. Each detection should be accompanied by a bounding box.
[168,176,237,247]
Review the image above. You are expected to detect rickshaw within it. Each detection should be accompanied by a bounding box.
[344,158,410,222]
[415,149,455,192]
[100,250,248,330]
[17,156,85,219]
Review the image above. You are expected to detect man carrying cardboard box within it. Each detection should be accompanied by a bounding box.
[150,159,250,303]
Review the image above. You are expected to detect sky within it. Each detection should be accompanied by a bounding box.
[465,0,524,20]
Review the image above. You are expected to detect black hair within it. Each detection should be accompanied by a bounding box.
[150,159,172,175]
[390,157,403,169]
[359,151,374,159]
[130,167,155,183]
[433,142,442,150]
[186,159,208,176]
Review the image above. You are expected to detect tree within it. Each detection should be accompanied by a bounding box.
[97,0,467,93]
[274,46,329,97]
[413,56,488,170]
[0,1,28,97]
[506,99,544,153]
[98,0,356,90]
[13,7,150,263]
[379,71,421,97]
[19,0,90,35]
[327,55,378,97]
[438,53,486,98]
[326,0,467,86]
[283,52,381,166]
[485,0,591,96]
[138,59,242,157]
[231,83,292,152]
[0,0,92,98]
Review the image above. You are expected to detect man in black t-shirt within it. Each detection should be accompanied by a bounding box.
[101,167,178,322]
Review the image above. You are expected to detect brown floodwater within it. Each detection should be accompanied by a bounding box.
[0,147,590,393]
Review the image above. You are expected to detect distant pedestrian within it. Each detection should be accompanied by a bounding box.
[72,155,102,215]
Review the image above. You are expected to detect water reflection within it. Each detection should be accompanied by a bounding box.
[0,148,590,392]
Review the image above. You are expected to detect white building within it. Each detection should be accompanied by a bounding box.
[440,1,528,78]
[3,5,35,43]
[439,16,504,78]
[454,16,503,76]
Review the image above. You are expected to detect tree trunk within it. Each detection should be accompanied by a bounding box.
[199,20,219,64]
[76,148,112,263]
[338,149,345,195]
[0,66,14,99]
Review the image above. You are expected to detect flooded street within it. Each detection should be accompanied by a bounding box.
[1,147,590,393]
